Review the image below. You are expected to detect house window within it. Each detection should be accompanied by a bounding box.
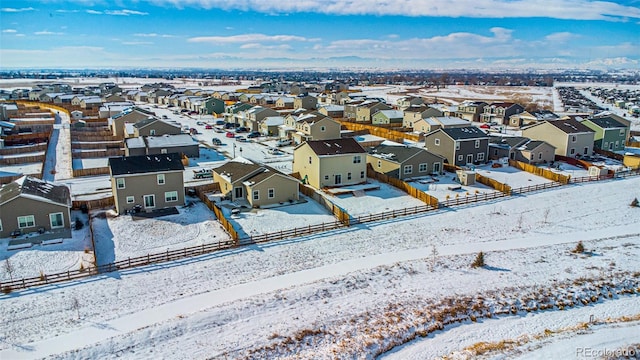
[458,155,463,162]
[324,175,329,180]
[530,153,534,160]
[538,153,543,160]
[161,149,168,154]
[377,160,382,168]
[570,148,576,155]
[477,153,485,161]
[157,174,165,185]
[615,141,619,148]
[433,162,441,173]
[584,147,589,155]
[360,171,365,179]
[253,190,259,200]
[144,194,156,208]
[434,138,440,146]
[419,163,428,172]
[403,165,413,174]
[347,172,352,180]
[321,126,326,132]
[150,129,156,136]
[126,196,135,204]
[268,188,275,198]
[455,142,460,150]
[571,135,577,142]
[116,178,125,189]
[475,139,480,148]
[165,191,178,202]
[17,215,35,229]
[50,212,64,229]
[620,129,625,136]
[604,141,609,148]
[494,149,498,156]
[353,155,362,163]
[308,156,312,164]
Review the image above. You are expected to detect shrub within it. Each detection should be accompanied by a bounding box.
[631,198,639,207]
[572,241,585,254]
[472,251,485,268]
[1,286,12,294]
[74,218,84,230]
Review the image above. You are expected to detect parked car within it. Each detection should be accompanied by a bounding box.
[190,128,199,135]
[276,138,292,147]
[225,131,235,138]
[213,127,225,133]
[162,115,168,119]
[235,127,249,133]
[196,121,205,126]
[215,120,226,125]
[247,131,261,138]
[224,122,239,129]
[479,123,490,129]
[211,138,222,146]
[235,136,247,142]
[205,124,213,129]
[267,147,282,155]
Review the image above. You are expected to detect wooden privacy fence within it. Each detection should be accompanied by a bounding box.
[72,141,123,150]
[627,140,640,148]
[0,143,47,155]
[72,167,110,177]
[440,190,507,207]
[339,120,420,143]
[444,163,512,195]
[71,129,113,137]
[554,155,593,170]
[297,183,351,225]
[0,154,45,165]
[509,159,571,184]
[2,132,51,146]
[240,220,345,245]
[73,149,125,158]
[366,166,439,208]
[71,135,120,142]
[594,148,625,161]
[191,183,239,242]
[72,197,114,210]
[14,100,71,116]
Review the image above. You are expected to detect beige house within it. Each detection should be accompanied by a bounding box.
[293,138,367,189]
[109,107,157,138]
[275,96,295,109]
[455,101,487,122]
[355,101,392,123]
[367,144,445,179]
[213,159,299,207]
[242,106,280,131]
[403,105,444,129]
[318,104,344,119]
[281,111,341,143]
[132,118,181,137]
[508,110,559,128]
[108,153,185,215]
[0,176,71,240]
[522,120,595,158]
[412,116,470,134]
[396,96,424,111]
[293,95,318,110]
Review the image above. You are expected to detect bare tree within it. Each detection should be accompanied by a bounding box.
[543,208,551,224]
[429,244,439,272]
[71,296,81,320]
[3,259,15,281]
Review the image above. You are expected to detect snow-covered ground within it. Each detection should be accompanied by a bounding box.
[1,174,639,359]
[42,111,73,181]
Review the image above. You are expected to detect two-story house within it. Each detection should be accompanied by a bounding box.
[580,116,628,151]
[281,110,341,143]
[293,95,318,111]
[521,119,595,158]
[412,116,470,134]
[212,159,299,207]
[455,101,487,122]
[403,105,444,129]
[355,101,392,123]
[396,96,424,111]
[424,126,490,166]
[508,110,560,128]
[109,107,156,138]
[293,138,367,189]
[367,144,446,179]
[480,102,525,125]
[132,118,182,138]
[108,153,185,215]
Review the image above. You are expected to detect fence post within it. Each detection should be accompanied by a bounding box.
[67,270,70,280]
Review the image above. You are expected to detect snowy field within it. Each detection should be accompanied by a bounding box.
[474,164,554,189]
[0,170,639,359]
[408,173,500,201]
[71,157,109,170]
[0,162,42,177]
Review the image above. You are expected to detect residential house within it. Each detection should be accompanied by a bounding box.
[108,153,185,215]
[581,116,628,151]
[275,96,295,109]
[282,110,341,143]
[198,97,225,115]
[0,176,72,239]
[292,138,367,189]
[412,116,470,134]
[0,102,19,121]
[480,102,525,125]
[355,101,392,123]
[80,96,103,109]
[293,95,318,111]
[508,110,560,128]
[396,96,424,111]
[243,106,280,131]
[372,110,404,126]
[424,126,490,166]
[109,107,156,138]
[521,119,595,158]
[318,104,344,119]
[367,144,446,180]
[147,134,199,158]
[327,91,350,105]
[223,102,253,125]
[455,101,487,122]
[343,99,365,120]
[590,112,632,141]
[212,159,299,207]
[403,105,444,129]
[132,118,182,137]
[259,116,285,136]
[488,136,556,164]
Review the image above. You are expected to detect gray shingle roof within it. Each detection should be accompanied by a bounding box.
[587,117,626,129]
[109,153,184,176]
[0,176,71,207]
[441,126,490,140]
[305,138,366,156]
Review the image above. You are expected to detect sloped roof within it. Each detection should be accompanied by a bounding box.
[213,160,263,183]
[547,119,594,134]
[146,134,197,148]
[586,116,626,129]
[109,153,184,176]
[368,144,445,163]
[441,126,490,140]
[305,137,366,156]
[522,140,554,151]
[489,136,530,148]
[0,176,70,207]
[375,110,404,119]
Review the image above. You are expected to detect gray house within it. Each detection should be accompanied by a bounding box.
[108,153,185,215]
[0,176,71,239]
[125,134,199,158]
[424,126,490,166]
[367,144,446,179]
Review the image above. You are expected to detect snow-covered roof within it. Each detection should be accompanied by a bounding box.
[146,134,197,148]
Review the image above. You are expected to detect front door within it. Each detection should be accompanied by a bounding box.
[143,194,155,208]
[334,174,342,185]
[467,154,474,164]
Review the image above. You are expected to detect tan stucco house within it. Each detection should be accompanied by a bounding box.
[522,119,595,158]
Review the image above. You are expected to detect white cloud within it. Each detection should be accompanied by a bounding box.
[0,7,34,13]
[134,33,176,38]
[145,0,640,21]
[104,9,149,16]
[2,29,18,33]
[86,10,102,14]
[122,41,154,45]
[239,43,292,50]
[188,33,319,44]
[545,32,579,42]
[35,31,65,36]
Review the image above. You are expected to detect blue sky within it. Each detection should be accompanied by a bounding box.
[1,0,639,70]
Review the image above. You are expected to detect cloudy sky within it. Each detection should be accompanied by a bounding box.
[1,0,639,70]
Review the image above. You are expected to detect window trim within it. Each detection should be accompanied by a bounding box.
[403,164,413,174]
[475,139,480,148]
[434,138,440,146]
[116,177,125,189]
[17,215,35,229]
[268,188,275,199]
[165,191,178,202]
[126,196,135,204]
[353,155,362,164]
[477,152,485,161]
[157,174,166,185]
[418,163,428,173]
[49,212,64,229]
[253,190,260,201]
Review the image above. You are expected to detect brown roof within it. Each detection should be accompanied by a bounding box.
[213,160,263,183]
[548,119,594,134]
[305,138,366,156]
